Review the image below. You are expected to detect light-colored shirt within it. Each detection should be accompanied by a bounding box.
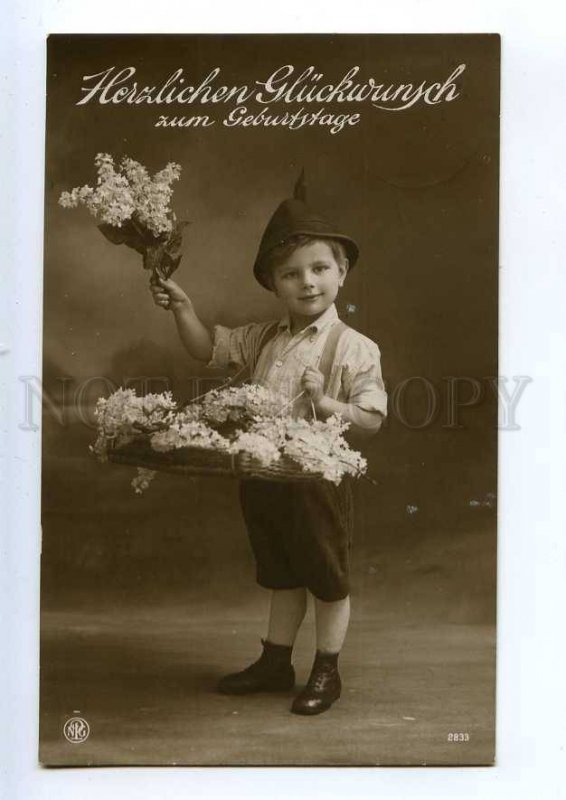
[207,304,387,420]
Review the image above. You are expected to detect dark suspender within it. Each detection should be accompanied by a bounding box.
[318,321,349,391]
[248,321,280,377]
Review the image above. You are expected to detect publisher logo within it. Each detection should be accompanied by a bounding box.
[63,716,90,744]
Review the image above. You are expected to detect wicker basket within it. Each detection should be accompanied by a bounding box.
[108,436,323,482]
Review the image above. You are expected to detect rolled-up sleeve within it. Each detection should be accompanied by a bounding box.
[207,323,266,371]
[340,337,388,417]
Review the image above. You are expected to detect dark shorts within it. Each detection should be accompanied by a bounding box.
[238,478,354,602]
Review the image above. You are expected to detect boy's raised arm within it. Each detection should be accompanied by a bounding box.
[150,277,213,363]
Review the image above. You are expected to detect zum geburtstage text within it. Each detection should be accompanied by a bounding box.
[154,104,361,135]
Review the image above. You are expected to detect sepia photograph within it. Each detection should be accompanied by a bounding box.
[39,33,499,766]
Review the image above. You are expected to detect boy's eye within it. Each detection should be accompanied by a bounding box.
[314,265,329,273]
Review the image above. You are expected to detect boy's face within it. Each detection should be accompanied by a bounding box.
[271,241,347,322]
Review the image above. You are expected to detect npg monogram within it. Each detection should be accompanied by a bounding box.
[63,716,90,744]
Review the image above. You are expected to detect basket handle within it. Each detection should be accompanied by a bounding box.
[276,389,306,417]
[180,361,250,409]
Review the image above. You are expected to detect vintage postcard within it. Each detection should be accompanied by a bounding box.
[39,33,499,766]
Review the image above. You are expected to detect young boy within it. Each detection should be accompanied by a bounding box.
[151,175,387,715]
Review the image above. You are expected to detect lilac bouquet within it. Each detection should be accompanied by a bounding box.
[58,153,187,282]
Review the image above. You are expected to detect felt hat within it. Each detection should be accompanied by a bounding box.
[253,170,359,290]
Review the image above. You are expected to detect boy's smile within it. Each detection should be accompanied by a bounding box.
[271,241,347,331]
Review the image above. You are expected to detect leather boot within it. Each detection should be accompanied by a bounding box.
[217,639,295,695]
[291,650,341,715]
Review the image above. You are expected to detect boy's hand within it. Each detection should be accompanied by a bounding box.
[150,277,191,312]
[302,366,325,408]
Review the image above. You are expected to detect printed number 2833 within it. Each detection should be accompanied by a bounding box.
[447,732,470,742]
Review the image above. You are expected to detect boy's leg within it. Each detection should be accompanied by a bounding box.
[217,588,306,695]
[226,481,311,696]
[314,595,350,653]
[291,594,350,716]
[267,587,308,646]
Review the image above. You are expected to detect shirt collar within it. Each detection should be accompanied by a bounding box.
[278,303,339,334]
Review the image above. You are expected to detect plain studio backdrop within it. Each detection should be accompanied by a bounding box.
[39,34,499,766]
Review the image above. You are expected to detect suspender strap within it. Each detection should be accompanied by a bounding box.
[318,321,349,391]
[251,320,280,374]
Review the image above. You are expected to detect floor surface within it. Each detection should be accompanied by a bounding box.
[40,605,495,766]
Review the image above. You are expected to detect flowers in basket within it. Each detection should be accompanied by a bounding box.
[92,384,368,492]
[199,384,283,426]
[58,153,187,282]
[249,416,367,485]
[90,388,177,462]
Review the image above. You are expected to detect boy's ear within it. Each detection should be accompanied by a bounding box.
[339,259,349,286]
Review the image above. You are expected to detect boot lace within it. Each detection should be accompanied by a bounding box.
[310,663,333,692]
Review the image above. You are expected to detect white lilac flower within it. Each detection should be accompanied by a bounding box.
[150,420,231,453]
[91,388,177,460]
[131,468,157,494]
[278,414,366,484]
[229,432,281,466]
[201,384,281,425]
[58,153,182,236]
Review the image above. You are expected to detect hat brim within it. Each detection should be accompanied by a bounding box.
[254,232,359,290]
